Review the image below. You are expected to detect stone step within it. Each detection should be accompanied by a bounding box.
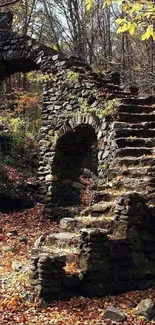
[118,104,154,114]
[112,91,131,98]
[60,216,115,233]
[115,137,155,148]
[94,189,146,202]
[103,176,155,192]
[118,113,155,123]
[115,128,155,138]
[113,156,155,167]
[116,147,153,157]
[37,232,81,249]
[91,201,115,214]
[113,121,155,130]
[121,97,155,106]
[80,201,115,217]
[103,166,154,181]
[42,245,80,260]
[100,175,154,186]
[94,190,121,203]
[106,83,121,91]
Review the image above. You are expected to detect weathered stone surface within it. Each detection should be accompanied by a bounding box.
[60,218,82,232]
[136,298,155,320]
[104,306,127,322]
[2,245,15,252]
[19,237,27,244]
[7,230,18,236]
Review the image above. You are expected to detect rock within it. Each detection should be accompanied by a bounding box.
[7,229,18,236]
[19,237,27,244]
[12,262,22,271]
[60,218,81,232]
[0,227,3,234]
[104,306,126,322]
[135,298,155,320]
[2,245,15,253]
[45,174,57,182]
[72,182,83,189]
[34,235,46,248]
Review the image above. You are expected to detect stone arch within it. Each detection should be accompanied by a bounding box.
[0,12,68,81]
[0,37,59,81]
[51,118,98,212]
[57,113,100,138]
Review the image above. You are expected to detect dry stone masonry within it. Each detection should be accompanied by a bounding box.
[1,11,155,301]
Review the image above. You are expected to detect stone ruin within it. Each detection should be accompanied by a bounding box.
[1,11,155,301]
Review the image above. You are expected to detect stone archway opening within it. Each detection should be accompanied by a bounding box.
[0,56,40,81]
[2,58,38,79]
[52,124,98,209]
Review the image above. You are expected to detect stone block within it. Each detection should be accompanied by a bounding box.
[104,306,126,322]
[136,298,155,320]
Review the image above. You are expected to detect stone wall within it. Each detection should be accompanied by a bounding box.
[37,67,118,217]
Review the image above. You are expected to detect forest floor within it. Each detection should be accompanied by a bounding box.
[1,204,155,325]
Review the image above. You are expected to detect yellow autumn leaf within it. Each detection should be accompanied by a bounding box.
[135,14,142,21]
[133,66,141,71]
[141,32,149,41]
[129,24,136,36]
[147,2,154,9]
[116,22,130,34]
[122,3,131,12]
[138,315,146,320]
[52,44,59,51]
[141,25,154,40]
[85,0,93,10]
[115,18,124,25]
[131,3,143,12]
[102,0,111,9]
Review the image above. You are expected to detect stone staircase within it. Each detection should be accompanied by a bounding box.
[36,93,155,264]
[49,94,155,239]
[111,96,155,201]
[32,93,155,300]
[70,95,155,229]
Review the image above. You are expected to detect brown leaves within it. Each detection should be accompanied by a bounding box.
[7,294,20,310]
[64,261,81,274]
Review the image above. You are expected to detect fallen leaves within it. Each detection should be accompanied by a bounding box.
[64,261,81,274]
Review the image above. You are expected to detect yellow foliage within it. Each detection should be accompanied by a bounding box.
[130,3,143,12]
[116,22,131,34]
[85,0,155,40]
[129,23,136,35]
[52,44,59,51]
[102,0,111,8]
[85,0,93,10]
[141,25,155,41]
